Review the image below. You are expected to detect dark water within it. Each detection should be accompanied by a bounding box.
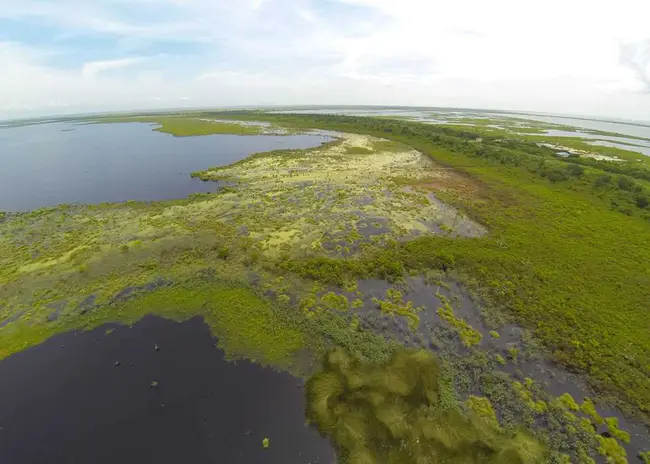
[0,122,329,212]
[0,315,335,464]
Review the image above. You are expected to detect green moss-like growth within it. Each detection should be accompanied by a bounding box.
[436,295,482,347]
[558,393,580,411]
[466,396,499,427]
[489,330,500,338]
[307,347,547,464]
[596,435,627,463]
[262,437,270,449]
[604,417,631,444]
[372,289,422,332]
[581,398,605,425]
[640,450,650,463]
[320,292,350,312]
[513,380,547,414]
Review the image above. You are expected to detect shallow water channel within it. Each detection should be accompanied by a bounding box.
[0,315,334,464]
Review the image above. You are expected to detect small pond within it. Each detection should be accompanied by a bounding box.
[0,122,330,212]
[0,315,335,464]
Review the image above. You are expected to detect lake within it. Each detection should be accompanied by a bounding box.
[0,122,330,212]
[0,315,335,464]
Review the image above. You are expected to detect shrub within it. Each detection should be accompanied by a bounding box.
[217,247,230,259]
[321,292,349,312]
[547,169,569,183]
[617,176,635,191]
[635,194,649,209]
[566,164,585,177]
[593,174,612,188]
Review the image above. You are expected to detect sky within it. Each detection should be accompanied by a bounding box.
[1,0,649,120]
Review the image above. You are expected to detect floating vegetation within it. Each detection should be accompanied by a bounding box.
[606,417,631,444]
[557,393,580,411]
[435,293,482,347]
[371,289,423,332]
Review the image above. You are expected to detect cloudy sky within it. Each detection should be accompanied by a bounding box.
[1,0,649,120]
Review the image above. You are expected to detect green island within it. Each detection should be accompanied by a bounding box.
[2,111,650,463]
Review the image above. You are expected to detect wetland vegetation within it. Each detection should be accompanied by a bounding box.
[1,110,649,463]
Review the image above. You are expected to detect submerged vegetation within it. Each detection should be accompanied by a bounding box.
[307,347,547,463]
[2,110,650,462]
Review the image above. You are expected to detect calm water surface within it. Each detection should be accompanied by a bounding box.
[0,122,329,212]
[0,315,335,464]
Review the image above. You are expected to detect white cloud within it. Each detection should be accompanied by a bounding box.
[619,40,650,92]
[81,57,146,77]
[0,0,649,119]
